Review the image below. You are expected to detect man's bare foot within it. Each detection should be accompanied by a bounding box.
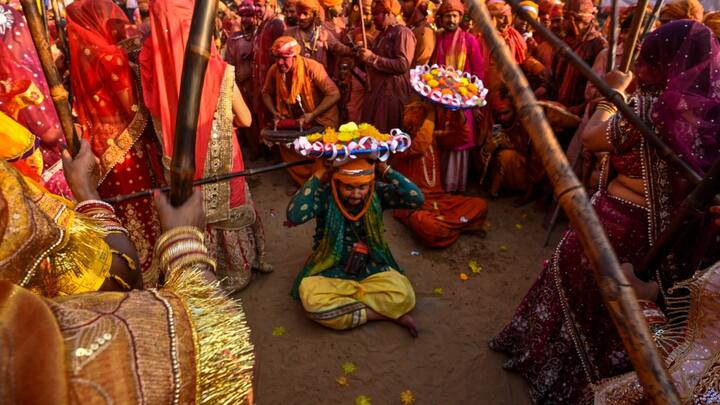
[395,314,418,337]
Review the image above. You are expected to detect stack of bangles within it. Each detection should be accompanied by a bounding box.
[596,99,619,115]
[596,91,626,115]
[155,226,216,276]
[75,200,129,236]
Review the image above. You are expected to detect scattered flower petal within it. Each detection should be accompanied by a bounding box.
[432,201,439,210]
[460,216,468,223]
[269,208,276,217]
[468,260,482,274]
[459,272,469,281]
[272,326,286,337]
[515,223,524,230]
[410,250,421,257]
[400,390,416,405]
[433,287,444,296]
[342,361,357,375]
[355,395,372,405]
[336,376,349,386]
[500,245,508,252]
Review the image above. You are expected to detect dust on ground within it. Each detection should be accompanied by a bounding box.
[236,166,564,405]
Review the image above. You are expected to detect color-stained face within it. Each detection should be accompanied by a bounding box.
[494,104,515,126]
[338,181,371,207]
[550,15,563,35]
[401,0,415,19]
[494,13,510,32]
[564,12,590,37]
[285,4,298,25]
[276,54,295,72]
[297,7,316,29]
[254,0,269,18]
[373,10,389,30]
[442,11,462,32]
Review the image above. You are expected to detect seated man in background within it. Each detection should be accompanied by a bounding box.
[393,99,489,248]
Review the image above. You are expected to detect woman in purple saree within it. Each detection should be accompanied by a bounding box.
[490,20,720,403]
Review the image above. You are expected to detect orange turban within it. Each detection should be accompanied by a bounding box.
[297,0,322,13]
[373,0,402,16]
[660,0,704,22]
[320,0,342,8]
[271,36,301,57]
[437,0,464,15]
[564,0,594,16]
[333,159,376,186]
[705,11,720,39]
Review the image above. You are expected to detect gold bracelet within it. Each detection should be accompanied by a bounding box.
[160,241,208,269]
[165,254,217,278]
[156,226,205,253]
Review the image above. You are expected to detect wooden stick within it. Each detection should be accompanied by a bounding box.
[50,0,69,59]
[169,0,219,206]
[467,0,680,403]
[103,158,314,204]
[619,0,650,73]
[637,157,720,280]
[356,0,371,92]
[642,0,664,38]
[357,0,368,49]
[504,0,711,195]
[606,0,620,73]
[20,0,80,156]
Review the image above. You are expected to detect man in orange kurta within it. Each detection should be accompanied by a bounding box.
[262,37,341,185]
[392,99,488,248]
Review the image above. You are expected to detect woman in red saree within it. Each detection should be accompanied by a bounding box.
[0,4,71,198]
[66,0,165,284]
[490,20,720,403]
[140,0,271,293]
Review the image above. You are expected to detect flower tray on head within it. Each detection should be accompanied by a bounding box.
[292,122,411,163]
[410,64,488,111]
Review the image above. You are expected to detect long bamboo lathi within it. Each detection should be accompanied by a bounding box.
[169,0,219,206]
[19,0,80,156]
[466,0,680,403]
[607,0,620,73]
[619,0,650,72]
[50,0,69,60]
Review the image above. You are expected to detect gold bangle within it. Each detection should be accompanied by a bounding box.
[165,254,217,277]
[156,226,205,253]
[160,241,208,269]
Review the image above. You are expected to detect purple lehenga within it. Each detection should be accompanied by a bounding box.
[490,20,720,404]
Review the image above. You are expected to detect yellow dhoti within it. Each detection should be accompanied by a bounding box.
[298,270,416,330]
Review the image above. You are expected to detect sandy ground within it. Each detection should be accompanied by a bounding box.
[236,167,564,405]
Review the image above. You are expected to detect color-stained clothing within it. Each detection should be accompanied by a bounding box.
[263,57,341,128]
[287,168,423,329]
[410,19,435,66]
[393,101,488,248]
[252,15,286,129]
[287,169,423,287]
[362,24,417,133]
[263,57,340,185]
[552,31,606,111]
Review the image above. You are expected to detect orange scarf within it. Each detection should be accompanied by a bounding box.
[275,56,316,117]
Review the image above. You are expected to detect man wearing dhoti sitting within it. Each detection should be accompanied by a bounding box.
[286,158,423,336]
